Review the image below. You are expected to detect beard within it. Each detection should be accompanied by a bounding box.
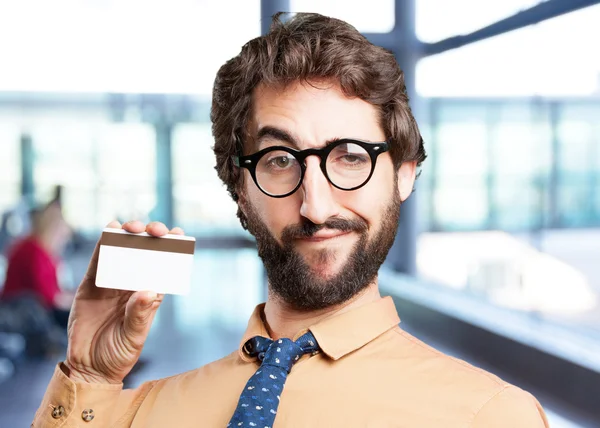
[244,189,402,311]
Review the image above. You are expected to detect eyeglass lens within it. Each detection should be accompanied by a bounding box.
[255,142,372,196]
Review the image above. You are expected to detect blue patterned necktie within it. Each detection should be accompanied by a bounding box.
[227,331,320,428]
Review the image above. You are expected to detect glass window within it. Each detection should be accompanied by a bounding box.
[494,180,544,230]
[435,122,488,177]
[426,101,557,231]
[493,122,549,177]
[174,249,263,331]
[94,124,157,227]
[433,120,489,229]
[290,0,395,33]
[419,100,600,353]
[433,180,488,230]
[559,105,600,174]
[490,104,551,229]
[503,117,551,183]
[558,121,593,172]
[172,123,240,235]
[556,104,600,226]
[32,123,97,220]
[32,122,155,231]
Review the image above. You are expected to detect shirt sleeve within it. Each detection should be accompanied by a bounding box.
[471,385,549,428]
[31,363,156,427]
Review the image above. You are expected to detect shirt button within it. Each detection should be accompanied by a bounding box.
[51,405,65,419]
[82,409,95,422]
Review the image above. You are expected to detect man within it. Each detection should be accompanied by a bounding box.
[33,13,548,427]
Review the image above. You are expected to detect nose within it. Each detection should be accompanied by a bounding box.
[299,156,339,225]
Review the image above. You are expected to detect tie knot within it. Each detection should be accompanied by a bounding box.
[243,331,320,373]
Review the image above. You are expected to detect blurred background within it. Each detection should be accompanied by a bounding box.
[0,0,598,426]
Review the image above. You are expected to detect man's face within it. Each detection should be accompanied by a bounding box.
[241,80,412,311]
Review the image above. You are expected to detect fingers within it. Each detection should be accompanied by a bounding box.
[122,220,146,234]
[118,220,184,237]
[145,222,169,237]
[169,227,184,236]
[106,220,122,229]
[123,291,163,340]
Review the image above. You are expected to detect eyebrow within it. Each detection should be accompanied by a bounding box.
[256,126,300,149]
[255,126,344,151]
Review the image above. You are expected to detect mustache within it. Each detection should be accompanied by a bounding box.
[281,217,368,241]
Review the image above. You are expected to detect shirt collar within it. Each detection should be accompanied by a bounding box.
[238,296,400,362]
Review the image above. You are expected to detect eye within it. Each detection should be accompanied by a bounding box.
[340,154,365,164]
[272,156,291,168]
[334,152,369,166]
[329,143,370,167]
[263,152,298,170]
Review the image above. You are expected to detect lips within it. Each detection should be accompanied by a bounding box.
[298,230,351,242]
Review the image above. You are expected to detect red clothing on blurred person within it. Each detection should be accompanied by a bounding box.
[1,236,61,309]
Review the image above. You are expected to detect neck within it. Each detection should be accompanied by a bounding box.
[262,281,381,340]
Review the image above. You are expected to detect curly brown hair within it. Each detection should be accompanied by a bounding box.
[211,12,426,229]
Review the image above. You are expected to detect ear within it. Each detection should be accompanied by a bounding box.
[397,161,417,202]
[236,188,248,216]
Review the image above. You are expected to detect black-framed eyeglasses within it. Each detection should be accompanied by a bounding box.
[232,139,389,198]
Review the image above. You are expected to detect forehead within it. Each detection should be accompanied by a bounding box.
[248,80,384,149]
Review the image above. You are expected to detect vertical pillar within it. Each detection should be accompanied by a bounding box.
[388,0,420,276]
[485,104,499,229]
[261,0,290,35]
[548,101,560,228]
[20,133,35,206]
[153,118,176,330]
[154,120,174,228]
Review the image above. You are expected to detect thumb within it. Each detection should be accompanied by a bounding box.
[123,291,161,340]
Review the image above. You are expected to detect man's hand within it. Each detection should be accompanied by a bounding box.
[64,220,184,384]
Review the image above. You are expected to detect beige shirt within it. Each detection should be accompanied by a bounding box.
[33,297,548,427]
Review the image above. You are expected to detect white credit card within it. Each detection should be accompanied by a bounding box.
[95,227,195,295]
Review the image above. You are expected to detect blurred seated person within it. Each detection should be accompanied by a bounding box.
[0,200,74,329]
